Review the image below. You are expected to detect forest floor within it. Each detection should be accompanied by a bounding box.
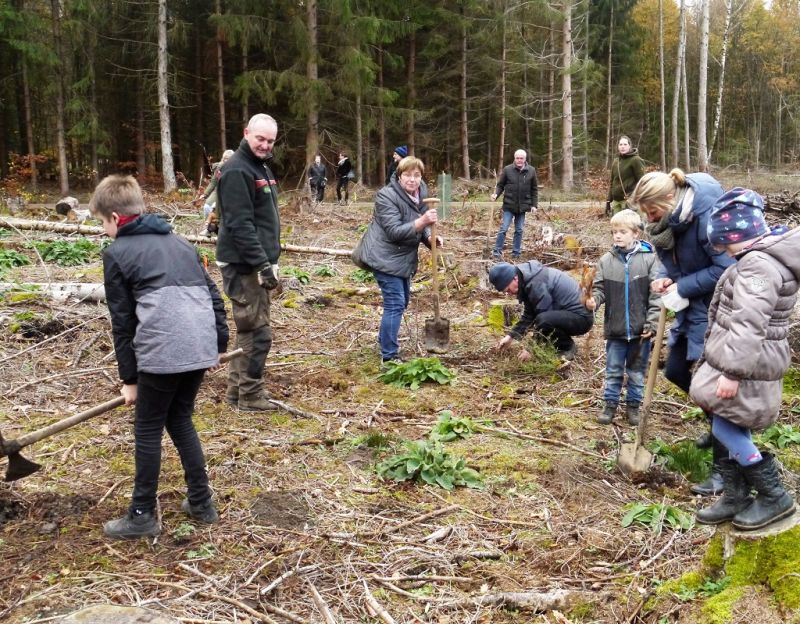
[1,188,799,624]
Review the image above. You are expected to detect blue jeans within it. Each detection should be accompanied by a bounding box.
[603,338,651,405]
[494,210,526,257]
[374,270,411,360]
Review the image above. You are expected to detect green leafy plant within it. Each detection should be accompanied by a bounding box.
[30,239,99,266]
[350,268,375,283]
[185,543,216,559]
[314,265,337,277]
[681,406,707,421]
[651,439,711,482]
[0,228,12,238]
[282,266,311,284]
[196,246,215,265]
[622,502,694,532]
[173,522,196,541]
[376,440,483,490]
[0,249,31,272]
[351,430,397,452]
[756,423,800,449]
[429,410,476,442]
[674,577,731,601]
[356,223,369,234]
[378,357,456,390]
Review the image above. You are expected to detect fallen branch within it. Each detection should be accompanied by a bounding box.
[381,504,460,535]
[444,589,588,612]
[362,580,397,624]
[480,423,606,460]
[307,582,338,624]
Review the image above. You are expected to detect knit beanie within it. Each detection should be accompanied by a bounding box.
[488,263,517,291]
[707,187,768,246]
[394,145,408,158]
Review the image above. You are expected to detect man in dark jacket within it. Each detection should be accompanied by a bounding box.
[491,149,538,259]
[308,154,327,203]
[489,260,593,361]
[336,151,353,203]
[216,113,282,411]
[385,145,407,186]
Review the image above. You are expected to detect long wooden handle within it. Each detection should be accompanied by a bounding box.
[430,222,440,320]
[2,348,244,455]
[635,305,668,445]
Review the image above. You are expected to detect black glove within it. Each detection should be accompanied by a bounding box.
[258,264,279,290]
[205,222,218,235]
[605,201,612,217]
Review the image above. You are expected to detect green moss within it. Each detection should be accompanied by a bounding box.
[656,570,706,597]
[486,304,506,333]
[566,601,594,620]
[783,368,800,399]
[699,586,745,624]
[702,534,725,573]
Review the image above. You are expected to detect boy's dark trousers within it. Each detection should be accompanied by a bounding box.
[131,369,211,514]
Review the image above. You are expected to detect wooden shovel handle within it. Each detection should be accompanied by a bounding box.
[635,305,668,446]
[430,222,440,320]
[2,349,244,455]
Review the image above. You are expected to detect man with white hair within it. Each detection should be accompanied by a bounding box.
[216,114,281,411]
[491,149,538,259]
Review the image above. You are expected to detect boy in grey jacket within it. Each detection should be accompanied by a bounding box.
[585,210,661,425]
[91,175,229,539]
[690,188,798,530]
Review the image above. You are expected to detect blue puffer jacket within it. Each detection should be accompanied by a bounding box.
[655,173,735,360]
[509,260,593,339]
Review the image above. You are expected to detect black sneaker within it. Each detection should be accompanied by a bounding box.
[104,510,160,540]
[181,499,219,524]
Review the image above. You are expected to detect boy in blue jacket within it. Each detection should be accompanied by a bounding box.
[90,175,229,539]
[585,210,661,424]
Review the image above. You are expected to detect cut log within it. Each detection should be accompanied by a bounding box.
[446,589,594,612]
[0,217,353,256]
[0,282,106,303]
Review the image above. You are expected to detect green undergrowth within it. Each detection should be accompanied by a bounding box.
[651,438,712,483]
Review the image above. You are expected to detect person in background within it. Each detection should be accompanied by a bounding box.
[386,145,408,185]
[690,188,798,530]
[336,151,353,204]
[308,154,327,203]
[606,135,644,216]
[585,209,661,425]
[90,175,228,539]
[491,149,538,260]
[199,149,234,235]
[489,260,593,362]
[216,113,282,412]
[355,156,440,364]
[628,168,735,497]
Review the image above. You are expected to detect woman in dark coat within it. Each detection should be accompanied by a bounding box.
[606,136,645,215]
[358,156,440,363]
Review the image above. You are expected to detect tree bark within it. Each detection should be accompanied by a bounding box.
[215,0,226,155]
[21,57,38,192]
[708,0,733,162]
[49,0,69,196]
[696,0,710,171]
[681,49,691,170]
[604,0,614,170]
[670,0,685,169]
[305,0,319,164]
[561,0,573,192]
[460,6,470,180]
[497,1,507,170]
[378,47,387,184]
[658,0,666,170]
[158,0,177,191]
[406,31,416,155]
[581,7,589,178]
[355,91,363,183]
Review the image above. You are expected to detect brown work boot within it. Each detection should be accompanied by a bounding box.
[238,392,279,412]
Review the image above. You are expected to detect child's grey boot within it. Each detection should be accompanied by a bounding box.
[691,437,725,496]
[625,403,641,425]
[104,509,160,540]
[181,498,219,524]
[597,401,617,425]
[696,459,753,525]
[733,453,796,530]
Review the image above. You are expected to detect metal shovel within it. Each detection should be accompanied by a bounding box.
[618,305,668,476]
[424,204,450,353]
[1,349,243,481]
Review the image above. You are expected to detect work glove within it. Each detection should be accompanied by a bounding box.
[258,264,280,290]
[605,201,612,217]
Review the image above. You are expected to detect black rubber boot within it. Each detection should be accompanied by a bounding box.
[597,401,617,425]
[696,459,753,525]
[626,403,641,425]
[691,436,725,496]
[103,509,160,540]
[732,453,796,530]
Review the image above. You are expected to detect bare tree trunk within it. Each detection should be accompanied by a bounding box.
[658,0,666,169]
[696,0,709,171]
[775,94,782,170]
[604,1,614,169]
[21,58,38,192]
[241,42,249,124]
[561,0,573,191]
[670,0,685,168]
[136,88,146,176]
[582,7,589,178]
[215,0,226,154]
[49,0,69,195]
[406,31,416,154]
[305,0,319,163]
[497,2,507,169]
[681,51,691,170]
[708,0,733,162]
[547,47,554,185]
[378,47,387,183]
[460,7,470,180]
[355,92,363,183]
[754,99,761,169]
[158,0,176,191]
[193,12,205,179]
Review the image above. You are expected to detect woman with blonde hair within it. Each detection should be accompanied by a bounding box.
[628,168,735,497]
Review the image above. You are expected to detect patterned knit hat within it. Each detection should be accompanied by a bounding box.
[707,187,768,246]
[488,263,517,291]
[394,146,408,158]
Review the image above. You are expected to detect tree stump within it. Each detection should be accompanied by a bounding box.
[487,298,519,333]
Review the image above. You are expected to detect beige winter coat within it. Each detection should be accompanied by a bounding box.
[689,227,800,429]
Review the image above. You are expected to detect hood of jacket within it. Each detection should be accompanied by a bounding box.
[515,260,544,301]
[744,227,800,282]
[619,148,639,158]
[117,213,172,237]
